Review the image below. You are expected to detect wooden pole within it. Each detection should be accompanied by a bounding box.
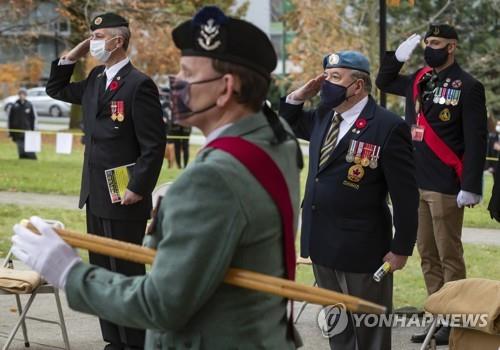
[23,221,386,314]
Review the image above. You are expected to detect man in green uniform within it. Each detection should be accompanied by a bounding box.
[12,6,302,350]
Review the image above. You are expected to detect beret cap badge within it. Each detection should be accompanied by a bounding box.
[90,13,129,31]
[198,19,222,51]
[425,24,458,41]
[172,6,277,79]
[328,54,340,65]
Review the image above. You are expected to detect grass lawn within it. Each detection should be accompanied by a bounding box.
[0,204,88,261]
[0,132,499,309]
[0,134,185,195]
[1,134,498,228]
[298,243,500,309]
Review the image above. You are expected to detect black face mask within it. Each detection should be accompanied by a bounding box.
[168,75,223,122]
[424,45,449,68]
[319,79,357,110]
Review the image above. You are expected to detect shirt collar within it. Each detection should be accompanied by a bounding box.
[104,57,130,81]
[336,96,369,124]
[205,123,233,145]
[435,61,458,81]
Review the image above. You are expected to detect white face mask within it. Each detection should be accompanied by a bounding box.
[90,37,118,62]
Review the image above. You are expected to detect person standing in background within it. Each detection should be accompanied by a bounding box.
[8,88,37,160]
[376,24,487,345]
[174,125,191,168]
[46,12,165,350]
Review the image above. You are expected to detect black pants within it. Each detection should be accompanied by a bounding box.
[14,138,37,159]
[173,139,189,168]
[86,206,146,349]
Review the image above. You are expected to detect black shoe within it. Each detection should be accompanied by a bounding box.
[410,323,441,343]
[104,344,123,350]
[433,326,451,346]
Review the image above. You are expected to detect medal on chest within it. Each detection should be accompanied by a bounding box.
[346,140,380,169]
[344,140,380,188]
[111,101,125,122]
[347,164,365,183]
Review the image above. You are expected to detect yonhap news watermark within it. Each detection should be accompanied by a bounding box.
[317,303,489,338]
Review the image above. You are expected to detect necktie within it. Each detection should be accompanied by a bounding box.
[98,71,106,99]
[319,113,343,168]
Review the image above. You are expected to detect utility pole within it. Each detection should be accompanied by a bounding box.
[379,0,387,107]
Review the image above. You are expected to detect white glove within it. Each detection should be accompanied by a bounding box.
[395,34,422,62]
[11,216,81,289]
[457,190,482,208]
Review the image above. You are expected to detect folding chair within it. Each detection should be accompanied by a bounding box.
[419,318,439,350]
[0,219,70,350]
[152,182,172,206]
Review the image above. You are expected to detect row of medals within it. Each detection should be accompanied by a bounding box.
[111,113,124,122]
[346,140,380,169]
[432,76,461,106]
[111,101,124,122]
[432,86,461,106]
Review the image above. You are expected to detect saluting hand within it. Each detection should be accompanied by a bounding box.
[383,251,408,272]
[289,73,325,102]
[395,33,422,63]
[121,189,143,205]
[63,37,91,62]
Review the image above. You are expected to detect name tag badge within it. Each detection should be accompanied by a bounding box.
[411,125,425,142]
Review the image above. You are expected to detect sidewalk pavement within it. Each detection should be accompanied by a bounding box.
[1,190,499,246]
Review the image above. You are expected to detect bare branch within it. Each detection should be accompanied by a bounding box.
[409,0,453,33]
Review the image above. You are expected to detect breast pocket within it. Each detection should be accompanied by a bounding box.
[94,115,123,140]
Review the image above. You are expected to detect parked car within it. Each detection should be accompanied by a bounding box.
[1,87,71,117]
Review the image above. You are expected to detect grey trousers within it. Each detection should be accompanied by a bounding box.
[313,264,393,350]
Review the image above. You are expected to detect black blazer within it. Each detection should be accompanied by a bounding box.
[280,96,418,273]
[376,52,487,195]
[46,59,165,220]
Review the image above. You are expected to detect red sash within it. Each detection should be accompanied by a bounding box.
[206,136,296,336]
[413,67,463,180]
[206,137,296,280]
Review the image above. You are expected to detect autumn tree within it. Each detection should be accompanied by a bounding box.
[283,0,364,91]
[3,0,248,127]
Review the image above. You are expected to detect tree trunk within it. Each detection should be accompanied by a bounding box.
[69,60,85,129]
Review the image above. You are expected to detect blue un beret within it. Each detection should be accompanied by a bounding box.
[322,51,370,74]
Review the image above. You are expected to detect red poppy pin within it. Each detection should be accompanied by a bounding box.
[109,81,119,91]
[355,118,367,129]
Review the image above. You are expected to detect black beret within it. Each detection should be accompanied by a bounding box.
[90,12,129,31]
[172,6,277,80]
[424,24,458,41]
